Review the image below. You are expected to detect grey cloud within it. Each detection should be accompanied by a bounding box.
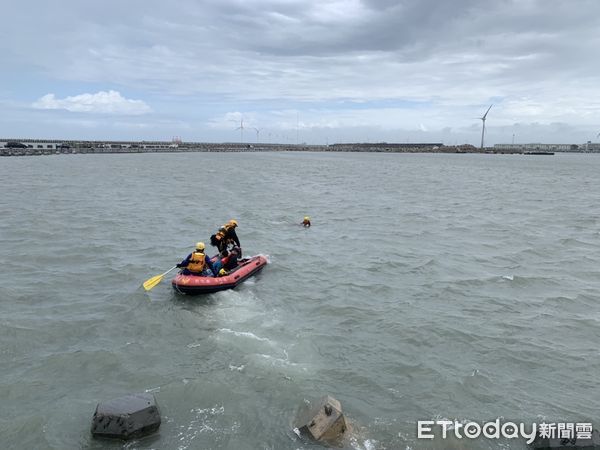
[1,0,600,144]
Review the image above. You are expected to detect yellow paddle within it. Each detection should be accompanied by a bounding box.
[143,266,178,291]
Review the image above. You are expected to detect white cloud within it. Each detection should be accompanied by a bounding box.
[1,0,599,143]
[32,90,151,115]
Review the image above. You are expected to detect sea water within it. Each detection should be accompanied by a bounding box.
[1,151,599,449]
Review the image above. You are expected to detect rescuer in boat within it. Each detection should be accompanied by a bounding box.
[222,247,241,270]
[176,242,218,277]
[210,219,241,256]
[212,246,241,275]
[301,216,311,227]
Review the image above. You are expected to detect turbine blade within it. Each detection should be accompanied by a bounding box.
[482,104,493,119]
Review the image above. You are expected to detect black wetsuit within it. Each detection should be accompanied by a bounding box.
[211,227,241,254]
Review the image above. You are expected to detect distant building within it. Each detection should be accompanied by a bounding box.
[582,141,600,152]
[1,140,60,150]
[1,140,64,152]
[329,142,443,152]
[494,143,582,152]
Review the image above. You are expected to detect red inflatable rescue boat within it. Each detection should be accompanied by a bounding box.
[171,255,268,295]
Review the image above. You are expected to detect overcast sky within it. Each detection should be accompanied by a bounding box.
[1,0,600,145]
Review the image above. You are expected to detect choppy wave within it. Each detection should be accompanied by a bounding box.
[2,152,600,449]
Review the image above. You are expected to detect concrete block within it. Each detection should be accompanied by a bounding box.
[91,393,161,440]
[295,395,348,444]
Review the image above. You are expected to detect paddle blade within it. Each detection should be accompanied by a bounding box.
[143,274,164,291]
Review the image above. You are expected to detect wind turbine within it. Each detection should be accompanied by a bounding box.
[253,127,261,143]
[236,118,245,143]
[477,104,493,150]
[228,118,245,143]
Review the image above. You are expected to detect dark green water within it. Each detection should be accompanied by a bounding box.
[1,152,599,449]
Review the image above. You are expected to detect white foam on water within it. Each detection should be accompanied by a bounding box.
[217,328,270,342]
[175,405,225,450]
[255,253,271,263]
[350,438,379,450]
[255,351,302,368]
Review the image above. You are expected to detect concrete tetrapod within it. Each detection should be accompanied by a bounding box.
[91,393,161,440]
[295,395,349,446]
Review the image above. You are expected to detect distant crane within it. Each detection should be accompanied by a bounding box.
[477,104,493,150]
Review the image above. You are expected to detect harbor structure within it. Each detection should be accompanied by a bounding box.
[2,138,600,156]
[494,143,600,152]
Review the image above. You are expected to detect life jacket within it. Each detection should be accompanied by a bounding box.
[215,223,234,242]
[214,226,227,241]
[187,251,206,273]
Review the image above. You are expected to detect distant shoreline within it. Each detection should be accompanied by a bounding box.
[0,140,571,156]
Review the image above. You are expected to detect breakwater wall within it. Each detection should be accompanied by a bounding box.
[0,140,522,156]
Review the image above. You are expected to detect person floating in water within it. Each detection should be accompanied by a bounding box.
[176,242,218,277]
[210,219,241,256]
[301,216,311,227]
